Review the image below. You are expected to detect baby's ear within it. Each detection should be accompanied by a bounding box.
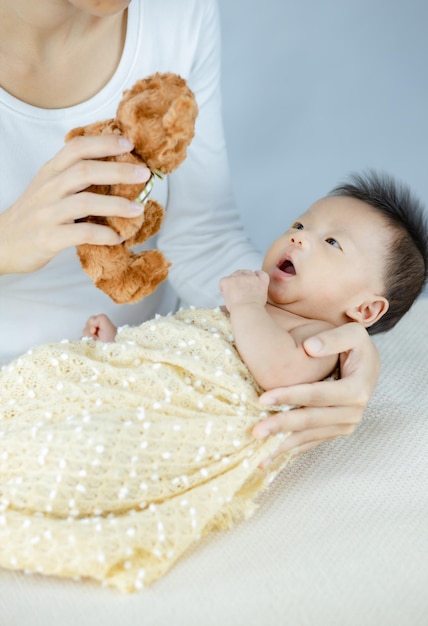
[346,296,389,328]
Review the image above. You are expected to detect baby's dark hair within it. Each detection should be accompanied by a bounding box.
[329,170,428,334]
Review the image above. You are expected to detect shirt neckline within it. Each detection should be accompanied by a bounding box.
[0,0,142,121]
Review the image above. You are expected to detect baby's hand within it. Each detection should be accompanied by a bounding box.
[82,314,118,342]
[219,269,269,311]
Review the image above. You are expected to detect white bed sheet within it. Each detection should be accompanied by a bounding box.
[0,298,427,626]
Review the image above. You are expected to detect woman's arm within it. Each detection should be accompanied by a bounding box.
[252,323,380,466]
[0,135,149,275]
[157,0,262,308]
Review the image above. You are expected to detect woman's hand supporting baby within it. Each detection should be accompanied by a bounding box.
[219,270,377,466]
[254,322,379,466]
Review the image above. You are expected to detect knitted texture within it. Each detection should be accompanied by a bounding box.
[0,308,291,592]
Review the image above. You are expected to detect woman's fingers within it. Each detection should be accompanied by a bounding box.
[257,417,356,469]
[259,323,379,411]
[48,134,135,172]
[259,377,369,411]
[306,324,380,397]
[0,134,153,274]
[40,159,150,198]
[303,322,373,360]
[35,134,150,199]
[259,434,339,468]
[253,322,381,466]
[51,192,145,224]
[253,405,359,440]
[59,222,125,248]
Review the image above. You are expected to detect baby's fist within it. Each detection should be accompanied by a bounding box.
[219,269,269,311]
[82,314,118,342]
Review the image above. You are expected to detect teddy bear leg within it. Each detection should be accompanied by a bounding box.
[95,249,171,304]
[77,243,117,283]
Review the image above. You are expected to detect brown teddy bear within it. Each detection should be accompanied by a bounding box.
[65,72,198,304]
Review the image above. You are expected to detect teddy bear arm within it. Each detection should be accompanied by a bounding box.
[65,119,119,141]
[127,199,165,246]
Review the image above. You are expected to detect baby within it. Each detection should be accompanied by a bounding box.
[0,171,426,592]
[84,170,428,389]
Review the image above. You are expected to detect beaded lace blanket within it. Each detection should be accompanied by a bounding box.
[0,308,291,592]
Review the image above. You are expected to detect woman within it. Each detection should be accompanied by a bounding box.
[0,0,378,462]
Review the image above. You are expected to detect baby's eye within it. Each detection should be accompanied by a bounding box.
[325,237,341,249]
[292,222,304,230]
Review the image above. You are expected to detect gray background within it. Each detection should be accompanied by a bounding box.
[218,0,428,255]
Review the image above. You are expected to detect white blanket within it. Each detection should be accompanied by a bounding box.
[0,298,427,625]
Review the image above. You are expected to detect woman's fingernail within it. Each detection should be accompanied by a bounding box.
[254,427,271,439]
[305,337,323,354]
[119,137,134,150]
[135,166,150,181]
[129,201,145,214]
[259,395,276,406]
[259,456,273,469]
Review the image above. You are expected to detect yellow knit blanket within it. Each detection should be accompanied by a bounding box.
[0,308,291,592]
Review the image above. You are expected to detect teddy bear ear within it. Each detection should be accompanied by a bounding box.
[65,119,119,142]
[162,94,198,138]
[119,77,151,106]
[65,126,86,141]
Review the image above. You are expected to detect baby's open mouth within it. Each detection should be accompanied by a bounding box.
[278,259,296,275]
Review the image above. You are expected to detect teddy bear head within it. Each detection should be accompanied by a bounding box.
[116,72,199,175]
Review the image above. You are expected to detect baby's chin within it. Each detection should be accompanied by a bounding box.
[265,295,294,312]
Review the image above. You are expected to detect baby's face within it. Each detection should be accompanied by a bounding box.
[262,195,391,326]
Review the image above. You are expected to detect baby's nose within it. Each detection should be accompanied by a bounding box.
[290,235,303,246]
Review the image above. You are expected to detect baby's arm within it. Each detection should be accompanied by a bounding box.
[219,270,338,390]
[82,314,118,342]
